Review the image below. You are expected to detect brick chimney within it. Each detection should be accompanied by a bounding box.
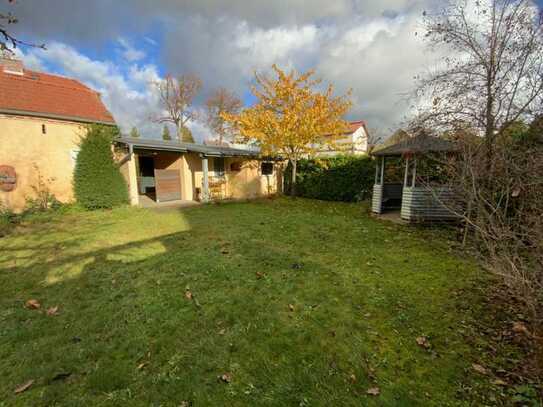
[0,55,24,75]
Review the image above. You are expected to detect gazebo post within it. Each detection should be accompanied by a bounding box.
[403,156,410,187]
[380,156,385,185]
[411,156,417,187]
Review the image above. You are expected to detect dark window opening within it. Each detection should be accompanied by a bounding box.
[214,157,225,176]
[42,124,46,134]
[139,156,155,177]
[230,161,242,172]
[261,162,273,175]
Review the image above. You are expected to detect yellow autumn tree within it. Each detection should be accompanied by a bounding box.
[222,65,352,195]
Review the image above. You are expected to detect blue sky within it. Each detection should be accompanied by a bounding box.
[7,0,543,141]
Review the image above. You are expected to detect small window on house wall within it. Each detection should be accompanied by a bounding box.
[42,124,47,135]
[230,161,242,172]
[261,162,273,175]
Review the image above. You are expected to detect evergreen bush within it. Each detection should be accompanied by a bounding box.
[284,155,375,202]
[74,125,128,209]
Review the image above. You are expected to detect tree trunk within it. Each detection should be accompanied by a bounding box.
[290,158,297,196]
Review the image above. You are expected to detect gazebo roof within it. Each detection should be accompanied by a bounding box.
[372,134,458,156]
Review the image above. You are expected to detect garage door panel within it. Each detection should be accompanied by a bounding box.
[154,169,181,202]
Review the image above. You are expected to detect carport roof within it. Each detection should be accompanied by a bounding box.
[116,137,260,157]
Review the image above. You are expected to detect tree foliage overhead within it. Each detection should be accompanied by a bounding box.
[1,0,45,53]
[162,124,171,141]
[205,87,242,144]
[129,126,140,138]
[153,74,202,142]
[74,125,128,210]
[412,0,543,149]
[222,64,352,194]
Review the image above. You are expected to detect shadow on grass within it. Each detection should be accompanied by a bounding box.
[0,200,495,406]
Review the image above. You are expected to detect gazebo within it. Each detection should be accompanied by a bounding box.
[371,134,459,222]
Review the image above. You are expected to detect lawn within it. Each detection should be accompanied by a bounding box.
[0,198,518,405]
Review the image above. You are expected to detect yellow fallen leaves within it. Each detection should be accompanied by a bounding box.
[14,380,34,394]
[25,299,40,310]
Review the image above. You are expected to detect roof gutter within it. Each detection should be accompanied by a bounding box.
[0,108,116,126]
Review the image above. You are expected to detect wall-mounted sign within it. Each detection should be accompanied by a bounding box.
[0,165,16,192]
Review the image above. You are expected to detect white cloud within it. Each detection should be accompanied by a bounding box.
[117,37,146,62]
[11,0,447,137]
[19,43,170,139]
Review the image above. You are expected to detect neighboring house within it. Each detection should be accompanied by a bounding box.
[0,57,115,212]
[115,137,280,206]
[314,120,371,156]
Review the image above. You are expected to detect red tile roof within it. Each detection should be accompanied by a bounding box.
[322,120,369,137]
[347,120,367,133]
[0,68,115,124]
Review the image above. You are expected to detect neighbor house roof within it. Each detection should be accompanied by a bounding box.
[321,120,370,138]
[116,137,261,157]
[372,134,458,156]
[347,120,367,133]
[0,67,115,125]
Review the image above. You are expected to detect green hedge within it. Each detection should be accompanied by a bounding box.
[284,155,375,202]
[74,125,128,210]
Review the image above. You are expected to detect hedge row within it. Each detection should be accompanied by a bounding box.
[284,155,375,202]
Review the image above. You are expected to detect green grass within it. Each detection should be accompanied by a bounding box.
[0,198,517,405]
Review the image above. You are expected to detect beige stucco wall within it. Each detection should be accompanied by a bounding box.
[120,150,280,204]
[0,114,86,212]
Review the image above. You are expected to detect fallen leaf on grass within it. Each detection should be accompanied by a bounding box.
[416,336,430,349]
[218,373,232,383]
[185,291,193,300]
[366,387,380,396]
[512,321,531,337]
[46,306,59,316]
[255,271,265,279]
[14,380,34,394]
[492,378,507,386]
[349,374,357,383]
[25,299,40,310]
[472,363,488,375]
[288,304,295,311]
[218,328,226,335]
[137,362,148,370]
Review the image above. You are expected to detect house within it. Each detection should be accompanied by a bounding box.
[314,120,371,156]
[0,57,116,211]
[115,137,281,206]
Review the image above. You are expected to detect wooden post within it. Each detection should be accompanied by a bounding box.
[412,156,417,187]
[380,156,385,185]
[403,157,410,187]
[127,145,139,206]
[202,156,210,202]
